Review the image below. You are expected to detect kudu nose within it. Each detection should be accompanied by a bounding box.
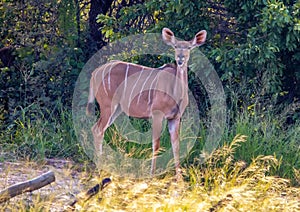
[177,55,185,66]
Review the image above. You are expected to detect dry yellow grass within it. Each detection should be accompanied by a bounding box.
[1,135,299,211]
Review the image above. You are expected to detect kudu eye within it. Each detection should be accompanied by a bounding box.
[177,56,182,60]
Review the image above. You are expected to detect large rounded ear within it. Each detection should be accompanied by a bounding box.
[190,30,207,48]
[162,28,176,47]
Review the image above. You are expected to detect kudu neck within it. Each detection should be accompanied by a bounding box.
[176,64,188,84]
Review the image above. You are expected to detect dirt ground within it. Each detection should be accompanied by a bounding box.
[0,159,100,211]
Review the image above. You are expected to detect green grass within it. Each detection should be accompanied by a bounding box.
[0,103,87,163]
[1,102,300,183]
[227,110,300,183]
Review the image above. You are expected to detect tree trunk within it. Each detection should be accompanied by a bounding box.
[88,0,113,50]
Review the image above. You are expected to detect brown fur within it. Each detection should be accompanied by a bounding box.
[87,28,207,180]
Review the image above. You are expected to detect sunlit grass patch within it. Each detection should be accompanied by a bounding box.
[0,135,299,211]
[76,135,300,211]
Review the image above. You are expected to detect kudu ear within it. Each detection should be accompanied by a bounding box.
[190,30,207,48]
[162,28,176,47]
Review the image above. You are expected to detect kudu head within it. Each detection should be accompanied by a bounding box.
[162,28,207,70]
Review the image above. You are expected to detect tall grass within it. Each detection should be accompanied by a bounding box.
[1,99,299,184]
[1,135,299,211]
[226,109,300,184]
[69,135,300,211]
[0,102,87,163]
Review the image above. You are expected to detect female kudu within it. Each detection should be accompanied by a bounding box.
[86,28,207,179]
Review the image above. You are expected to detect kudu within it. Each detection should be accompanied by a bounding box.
[86,28,207,179]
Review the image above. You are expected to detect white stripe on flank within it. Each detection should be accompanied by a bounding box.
[173,76,177,97]
[137,69,153,104]
[124,63,129,95]
[101,63,110,96]
[148,70,159,105]
[166,67,183,99]
[108,62,116,90]
[128,66,144,109]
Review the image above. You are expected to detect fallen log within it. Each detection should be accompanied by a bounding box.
[0,171,55,203]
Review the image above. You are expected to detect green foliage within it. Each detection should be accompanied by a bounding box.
[58,0,78,46]
[0,0,88,129]
[97,0,210,41]
[97,0,300,120]
[215,0,300,98]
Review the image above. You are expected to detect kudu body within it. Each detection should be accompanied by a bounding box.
[86,28,207,179]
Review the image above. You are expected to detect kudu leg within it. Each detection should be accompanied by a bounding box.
[168,118,181,180]
[150,112,164,175]
[92,105,120,155]
[92,116,109,155]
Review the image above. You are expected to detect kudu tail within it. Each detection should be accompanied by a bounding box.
[86,77,95,116]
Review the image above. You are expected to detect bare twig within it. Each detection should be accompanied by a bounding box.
[64,178,112,211]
